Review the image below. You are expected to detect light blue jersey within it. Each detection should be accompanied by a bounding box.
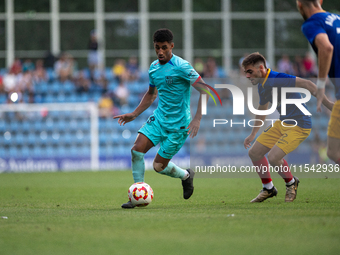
[149,54,200,131]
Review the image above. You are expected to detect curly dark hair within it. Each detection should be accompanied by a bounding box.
[153,28,174,43]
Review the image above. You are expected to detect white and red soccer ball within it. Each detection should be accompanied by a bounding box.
[128,182,154,207]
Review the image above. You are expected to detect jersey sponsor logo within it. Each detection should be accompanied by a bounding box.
[188,70,196,78]
[147,116,155,124]
[165,76,173,84]
[264,126,272,132]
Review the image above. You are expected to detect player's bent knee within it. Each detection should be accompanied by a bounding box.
[153,161,164,172]
[248,148,262,161]
[248,148,255,159]
[267,153,282,166]
[131,148,143,156]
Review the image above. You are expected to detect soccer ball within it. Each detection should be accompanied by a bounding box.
[128,182,154,207]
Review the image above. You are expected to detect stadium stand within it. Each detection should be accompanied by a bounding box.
[0,59,333,160]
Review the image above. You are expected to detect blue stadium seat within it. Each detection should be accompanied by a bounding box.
[13,133,25,145]
[69,145,79,156]
[27,132,37,145]
[91,91,102,103]
[57,93,66,103]
[44,94,55,103]
[33,146,43,157]
[0,94,7,104]
[79,146,90,156]
[50,81,62,94]
[79,120,90,130]
[3,133,12,145]
[9,121,19,132]
[34,94,43,103]
[46,68,56,81]
[113,144,128,156]
[21,146,31,157]
[45,145,55,157]
[9,147,18,157]
[60,132,73,145]
[63,80,75,93]
[78,93,89,102]
[55,119,66,130]
[0,120,6,132]
[105,67,114,81]
[0,147,7,157]
[34,81,49,94]
[0,68,7,76]
[108,81,119,90]
[57,146,67,157]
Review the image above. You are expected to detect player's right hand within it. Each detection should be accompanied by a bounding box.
[316,88,325,112]
[113,113,136,126]
[244,134,255,149]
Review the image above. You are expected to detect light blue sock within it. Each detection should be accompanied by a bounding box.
[158,162,187,179]
[131,150,145,183]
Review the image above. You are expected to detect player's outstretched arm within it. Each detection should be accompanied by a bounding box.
[188,78,209,138]
[314,33,334,112]
[113,86,158,126]
[295,77,334,111]
[244,103,269,149]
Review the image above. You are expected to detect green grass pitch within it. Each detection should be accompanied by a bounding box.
[1,170,340,255]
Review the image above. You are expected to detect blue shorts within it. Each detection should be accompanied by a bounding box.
[138,115,188,159]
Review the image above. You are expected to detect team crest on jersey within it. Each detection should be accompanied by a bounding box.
[188,70,196,78]
[166,76,173,84]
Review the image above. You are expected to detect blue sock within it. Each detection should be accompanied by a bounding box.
[131,150,145,183]
[158,162,188,179]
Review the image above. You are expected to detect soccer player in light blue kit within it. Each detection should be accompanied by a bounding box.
[114,28,209,208]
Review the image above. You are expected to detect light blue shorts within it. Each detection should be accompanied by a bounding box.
[138,115,188,159]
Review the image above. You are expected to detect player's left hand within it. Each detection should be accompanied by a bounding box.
[187,118,200,138]
[316,88,325,112]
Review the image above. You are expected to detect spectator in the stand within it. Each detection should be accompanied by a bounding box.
[44,51,56,69]
[0,76,3,94]
[95,73,108,94]
[74,70,91,93]
[98,92,114,118]
[22,59,35,73]
[292,55,307,77]
[33,59,48,83]
[194,58,205,77]
[277,54,294,74]
[303,52,317,77]
[3,69,18,95]
[126,56,140,81]
[18,64,34,94]
[88,29,100,81]
[10,58,22,75]
[112,59,128,82]
[54,52,74,82]
[203,57,218,78]
[3,63,24,104]
[114,81,129,106]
